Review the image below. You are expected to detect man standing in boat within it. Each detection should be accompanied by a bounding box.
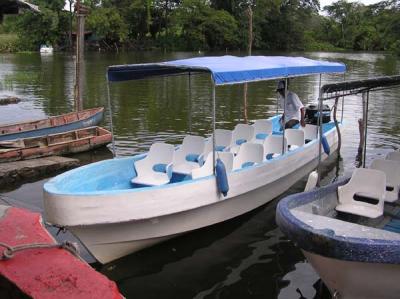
[276,80,305,129]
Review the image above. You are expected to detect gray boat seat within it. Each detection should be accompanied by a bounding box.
[301,124,318,143]
[336,168,386,218]
[285,129,305,150]
[200,129,232,164]
[251,119,273,144]
[263,135,287,161]
[192,152,234,179]
[370,159,400,202]
[386,151,400,162]
[232,143,263,170]
[229,124,255,154]
[173,135,205,175]
[131,143,174,186]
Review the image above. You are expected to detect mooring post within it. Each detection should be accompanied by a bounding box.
[356,92,367,167]
[74,0,88,112]
[333,96,341,155]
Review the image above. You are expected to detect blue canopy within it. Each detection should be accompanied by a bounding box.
[107,55,346,85]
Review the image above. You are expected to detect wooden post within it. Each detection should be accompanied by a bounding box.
[333,96,341,155]
[356,92,367,167]
[243,5,253,123]
[74,0,88,112]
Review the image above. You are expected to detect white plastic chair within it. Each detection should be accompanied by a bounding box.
[301,124,318,143]
[251,120,273,144]
[229,124,255,154]
[285,129,305,150]
[232,143,263,170]
[386,151,400,162]
[173,135,205,175]
[263,135,287,161]
[370,159,400,202]
[131,143,175,186]
[336,168,386,218]
[304,171,318,192]
[192,152,234,179]
[200,129,232,164]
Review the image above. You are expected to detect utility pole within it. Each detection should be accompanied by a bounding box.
[74,0,89,112]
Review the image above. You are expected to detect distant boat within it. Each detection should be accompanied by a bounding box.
[40,44,53,54]
[0,126,111,162]
[0,107,104,141]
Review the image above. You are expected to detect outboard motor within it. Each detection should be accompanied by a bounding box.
[305,104,331,125]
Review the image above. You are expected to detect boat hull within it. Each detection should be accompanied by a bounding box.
[0,107,104,141]
[45,124,340,263]
[0,126,112,162]
[303,251,400,299]
[71,152,323,263]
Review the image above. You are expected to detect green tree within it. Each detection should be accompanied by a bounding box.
[172,0,239,50]
[86,7,128,47]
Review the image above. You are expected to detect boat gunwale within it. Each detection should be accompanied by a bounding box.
[43,123,338,196]
[276,180,400,265]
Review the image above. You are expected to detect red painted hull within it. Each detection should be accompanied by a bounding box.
[0,205,123,299]
[0,126,112,163]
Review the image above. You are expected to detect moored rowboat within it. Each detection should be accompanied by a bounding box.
[0,107,104,141]
[0,126,112,162]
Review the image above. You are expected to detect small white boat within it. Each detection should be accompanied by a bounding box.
[276,76,400,299]
[43,56,346,264]
[40,45,53,54]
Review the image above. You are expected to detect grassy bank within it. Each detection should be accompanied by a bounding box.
[0,34,20,53]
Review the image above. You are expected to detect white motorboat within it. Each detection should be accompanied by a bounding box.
[40,44,53,54]
[276,76,400,299]
[43,55,346,264]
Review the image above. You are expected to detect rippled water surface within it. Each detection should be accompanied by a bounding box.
[1,51,400,298]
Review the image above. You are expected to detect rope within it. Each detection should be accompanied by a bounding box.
[0,241,81,261]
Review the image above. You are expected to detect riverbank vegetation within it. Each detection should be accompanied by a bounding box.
[1,0,400,54]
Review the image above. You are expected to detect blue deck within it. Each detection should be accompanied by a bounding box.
[384,210,400,233]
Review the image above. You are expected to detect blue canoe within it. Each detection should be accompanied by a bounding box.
[0,107,104,141]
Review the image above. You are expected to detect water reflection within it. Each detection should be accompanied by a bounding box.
[1,51,400,298]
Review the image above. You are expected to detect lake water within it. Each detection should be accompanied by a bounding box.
[1,51,400,298]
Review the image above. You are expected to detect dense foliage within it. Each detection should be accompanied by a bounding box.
[0,0,400,54]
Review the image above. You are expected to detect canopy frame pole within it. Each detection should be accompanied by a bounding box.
[317,73,323,185]
[188,72,192,133]
[106,78,116,157]
[362,91,369,168]
[341,73,345,123]
[212,77,216,174]
[282,77,288,154]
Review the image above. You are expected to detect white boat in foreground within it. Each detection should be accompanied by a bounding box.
[276,76,400,299]
[43,55,346,263]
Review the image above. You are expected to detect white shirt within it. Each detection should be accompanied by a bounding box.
[279,91,304,123]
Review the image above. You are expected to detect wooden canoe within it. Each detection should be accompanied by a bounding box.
[0,107,104,141]
[0,126,112,162]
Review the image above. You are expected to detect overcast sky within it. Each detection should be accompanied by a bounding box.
[320,0,383,9]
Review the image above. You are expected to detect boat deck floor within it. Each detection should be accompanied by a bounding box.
[383,206,400,233]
